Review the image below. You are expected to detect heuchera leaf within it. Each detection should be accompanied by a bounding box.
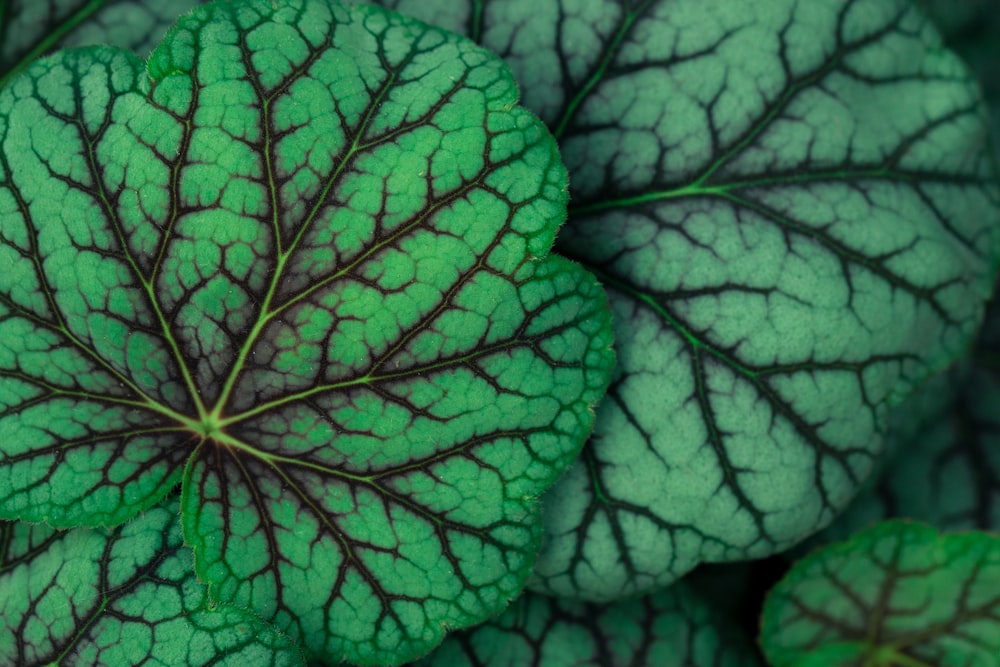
[0,0,614,663]
[415,583,762,667]
[760,520,1000,667]
[0,0,205,89]
[364,0,1000,600]
[0,498,304,666]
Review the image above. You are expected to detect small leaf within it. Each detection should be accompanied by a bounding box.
[760,520,1000,667]
[0,498,304,666]
[0,0,613,663]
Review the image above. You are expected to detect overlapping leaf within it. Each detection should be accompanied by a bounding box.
[0,498,304,666]
[0,0,205,88]
[0,0,614,663]
[366,0,1000,600]
[414,583,763,667]
[760,520,1000,666]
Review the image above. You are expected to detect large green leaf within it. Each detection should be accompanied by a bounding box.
[760,520,1000,666]
[0,498,304,666]
[414,583,763,667]
[0,0,613,663]
[366,0,1000,601]
[0,0,204,88]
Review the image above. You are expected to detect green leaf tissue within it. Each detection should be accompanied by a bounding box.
[3,0,1000,665]
[366,0,1000,602]
[0,0,614,664]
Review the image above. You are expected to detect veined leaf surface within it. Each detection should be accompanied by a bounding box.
[415,583,763,667]
[760,520,1000,666]
[0,498,305,666]
[799,289,1000,549]
[366,0,1000,601]
[0,0,614,663]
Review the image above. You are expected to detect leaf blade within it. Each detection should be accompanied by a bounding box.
[0,1,614,664]
[364,0,1000,601]
[760,520,1000,667]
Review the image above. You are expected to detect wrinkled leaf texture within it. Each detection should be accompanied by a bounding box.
[365,0,1000,601]
[0,0,614,663]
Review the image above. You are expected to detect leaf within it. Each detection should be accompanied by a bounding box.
[760,520,1000,667]
[0,498,304,666]
[0,0,205,89]
[364,0,1000,600]
[794,288,1000,550]
[413,583,763,667]
[0,0,614,663]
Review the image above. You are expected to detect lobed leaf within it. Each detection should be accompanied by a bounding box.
[365,0,1000,600]
[0,0,614,663]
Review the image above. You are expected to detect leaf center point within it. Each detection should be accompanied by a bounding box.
[195,413,226,439]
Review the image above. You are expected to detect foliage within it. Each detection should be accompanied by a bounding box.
[364,0,1000,604]
[0,499,304,666]
[761,521,1000,666]
[414,584,762,667]
[1,0,999,666]
[0,0,612,664]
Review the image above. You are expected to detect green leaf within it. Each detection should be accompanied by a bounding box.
[414,583,763,667]
[760,520,1000,667]
[0,0,205,89]
[0,498,304,666]
[793,289,1000,550]
[0,0,613,663]
[365,0,1000,601]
